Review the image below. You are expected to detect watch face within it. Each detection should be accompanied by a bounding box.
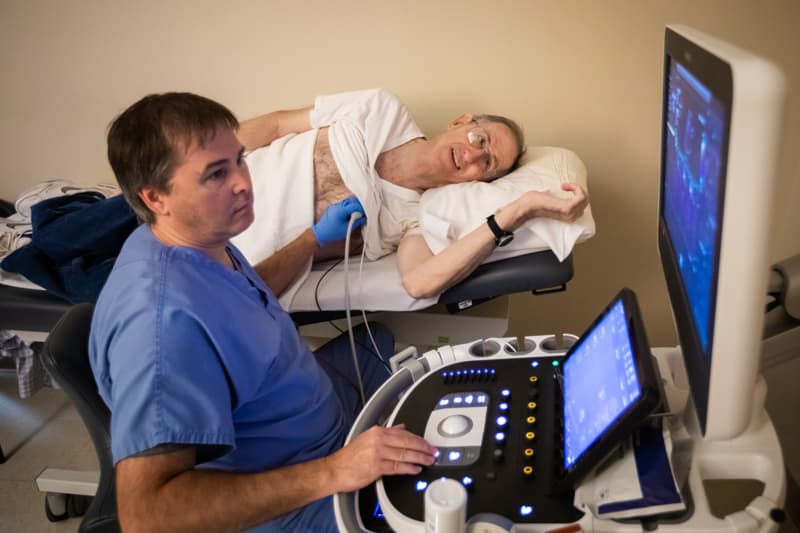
[498,234,514,247]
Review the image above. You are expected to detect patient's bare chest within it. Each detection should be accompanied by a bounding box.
[313,127,353,221]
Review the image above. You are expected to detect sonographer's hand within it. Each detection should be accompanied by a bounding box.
[326,424,437,493]
[312,196,366,246]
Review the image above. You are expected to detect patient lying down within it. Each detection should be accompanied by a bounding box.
[231,89,588,305]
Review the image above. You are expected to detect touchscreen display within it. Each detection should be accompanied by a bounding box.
[562,299,641,469]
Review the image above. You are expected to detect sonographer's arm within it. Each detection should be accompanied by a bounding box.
[236,105,313,152]
[397,183,588,299]
[252,196,365,296]
[115,425,436,533]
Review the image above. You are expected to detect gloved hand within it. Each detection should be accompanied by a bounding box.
[312,196,366,246]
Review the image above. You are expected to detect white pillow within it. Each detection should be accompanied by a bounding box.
[418,146,595,262]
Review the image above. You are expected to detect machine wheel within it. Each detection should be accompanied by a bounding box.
[44,492,69,522]
[67,494,91,517]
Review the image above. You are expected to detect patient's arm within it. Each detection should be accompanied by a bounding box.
[397,184,588,299]
[237,106,314,152]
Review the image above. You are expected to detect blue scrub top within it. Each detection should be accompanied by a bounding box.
[89,225,347,472]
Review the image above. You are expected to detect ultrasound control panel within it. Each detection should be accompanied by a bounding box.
[358,335,588,530]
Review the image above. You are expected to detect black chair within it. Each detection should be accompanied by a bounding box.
[40,302,120,532]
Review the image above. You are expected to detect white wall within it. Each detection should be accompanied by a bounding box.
[2,0,798,471]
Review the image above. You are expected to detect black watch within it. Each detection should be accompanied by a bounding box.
[486,214,514,247]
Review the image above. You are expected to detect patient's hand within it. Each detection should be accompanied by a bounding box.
[520,183,588,224]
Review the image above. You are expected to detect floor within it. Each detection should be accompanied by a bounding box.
[1,369,798,533]
[0,370,94,532]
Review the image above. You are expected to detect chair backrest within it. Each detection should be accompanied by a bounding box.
[40,302,120,532]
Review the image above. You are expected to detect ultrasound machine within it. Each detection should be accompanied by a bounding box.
[333,24,794,533]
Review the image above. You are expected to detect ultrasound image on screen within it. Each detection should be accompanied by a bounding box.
[663,61,725,357]
[563,300,641,468]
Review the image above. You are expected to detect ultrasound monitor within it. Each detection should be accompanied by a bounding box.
[659,25,785,440]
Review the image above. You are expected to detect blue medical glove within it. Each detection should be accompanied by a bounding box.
[312,196,366,246]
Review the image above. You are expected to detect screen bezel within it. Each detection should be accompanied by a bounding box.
[658,27,732,435]
[555,288,661,492]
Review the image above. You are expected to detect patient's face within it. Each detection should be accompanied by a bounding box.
[155,127,254,246]
[433,117,518,184]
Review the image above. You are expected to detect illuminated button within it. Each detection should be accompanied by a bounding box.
[477,393,488,404]
[519,504,534,516]
[552,360,560,367]
[453,396,463,405]
[526,416,536,426]
[415,480,428,492]
[495,431,506,444]
[438,398,451,407]
[498,401,509,413]
[524,448,535,458]
[529,375,538,383]
[525,431,535,441]
[448,450,462,462]
[495,416,508,428]
[522,465,534,476]
[530,361,539,368]
[527,401,537,410]
[461,476,474,488]
[465,394,474,405]
[500,388,511,398]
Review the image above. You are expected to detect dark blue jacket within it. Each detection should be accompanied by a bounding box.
[1,193,138,303]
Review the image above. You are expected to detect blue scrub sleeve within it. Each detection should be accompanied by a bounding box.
[106,306,237,464]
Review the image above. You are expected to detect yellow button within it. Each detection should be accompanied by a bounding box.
[526,416,536,425]
[524,448,534,457]
[523,465,534,476]
[529,375,538,383]
[527,401,537,410]
[525,431,535,440]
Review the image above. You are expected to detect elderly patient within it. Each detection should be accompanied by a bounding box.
[232,88,588,301]
[91,92,436,532]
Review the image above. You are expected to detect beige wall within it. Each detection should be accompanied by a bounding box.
[1,0,799,485]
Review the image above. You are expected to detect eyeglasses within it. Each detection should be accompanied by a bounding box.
[466,120,495,178]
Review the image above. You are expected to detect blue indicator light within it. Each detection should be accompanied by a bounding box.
[373,502,385,518]
[448,451,462,462]
[531,361,539,368]
[456,370,462,376]
[461,476,474,486]
[415,480,429,492]
[495,432,505,442]
[439,398,450,407]
[552,360,560,367]
[470,369,475,374]
[519,504,534,516]
[499,402,509,411]
[496,416,508,427]
[453,397,463,404]
[490,369,496,374]
[465,395,474,404]
[501,389,511,397]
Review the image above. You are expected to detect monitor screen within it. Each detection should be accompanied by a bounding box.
[662,60,727,361]
[562,298,642,469]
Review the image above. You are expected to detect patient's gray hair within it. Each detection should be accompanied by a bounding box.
[474,114,527,177]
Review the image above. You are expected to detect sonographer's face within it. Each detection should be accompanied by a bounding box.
[158,127,254,246]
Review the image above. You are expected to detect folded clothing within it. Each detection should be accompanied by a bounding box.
[418,146,595,263]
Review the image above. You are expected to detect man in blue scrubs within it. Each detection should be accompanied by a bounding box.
[89,93,436,532]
